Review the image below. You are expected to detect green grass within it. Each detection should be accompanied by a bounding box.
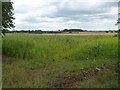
[2,34,118,88]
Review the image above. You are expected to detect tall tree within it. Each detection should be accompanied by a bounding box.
[2,1,15,35]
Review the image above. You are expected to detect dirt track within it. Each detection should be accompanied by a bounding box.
[51,64,117,88]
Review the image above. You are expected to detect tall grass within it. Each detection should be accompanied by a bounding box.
[2,34,118,60]
[2,34,118,88]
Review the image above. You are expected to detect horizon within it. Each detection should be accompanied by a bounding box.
[9,28,118,31]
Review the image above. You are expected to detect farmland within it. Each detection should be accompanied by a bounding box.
[2,34,118,88]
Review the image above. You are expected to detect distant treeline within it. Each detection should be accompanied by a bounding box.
[5,29,119,34]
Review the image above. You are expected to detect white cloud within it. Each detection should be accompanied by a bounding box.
[11,0,118,31]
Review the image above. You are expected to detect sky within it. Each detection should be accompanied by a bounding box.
[11,0,119,31]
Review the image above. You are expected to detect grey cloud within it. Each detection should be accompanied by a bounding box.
[13,0,118,30]
[22,17,41,23]
[43,2,117,23]
[100,2,118,8]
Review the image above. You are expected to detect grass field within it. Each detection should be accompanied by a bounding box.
[2,34,118,88]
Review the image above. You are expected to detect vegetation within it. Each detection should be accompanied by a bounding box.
[3,29,119,34]
[2,34,118,88]
[2,2,15,35]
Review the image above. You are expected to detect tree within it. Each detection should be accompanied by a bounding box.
[115,17,120,25]
[115,18,120,33]
[1,1,15,35]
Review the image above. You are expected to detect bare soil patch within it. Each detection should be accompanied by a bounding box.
[51,64,117,88]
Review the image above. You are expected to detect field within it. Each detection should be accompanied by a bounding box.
[2,33,118,88]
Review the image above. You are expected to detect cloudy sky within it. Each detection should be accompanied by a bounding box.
[11,0,119,31]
